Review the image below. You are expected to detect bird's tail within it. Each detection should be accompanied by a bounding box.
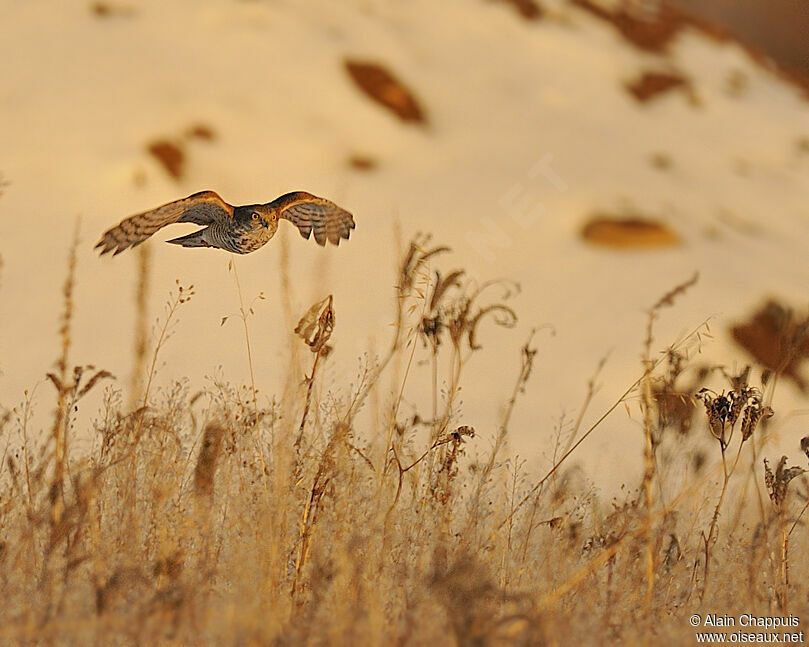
[165,230,210,248]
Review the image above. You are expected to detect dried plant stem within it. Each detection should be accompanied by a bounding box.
[278,230,303,424]
[387,286,431,463]
[229,258,258,419]
[291,423,348,600]
[424,339,462,481]
[499,318,709,531]
[787,497,809,539]
[780,514,789,610]
[228,257,267,481]
[295,346,324,451]
[501,456,522,590]
[115,282,194,561]
[293,295,334,458]
[701,440,744,600]
[640,308,659,607]
[436,341,464,437]
[463,332,536,542]
[540,447,731,611]
[561,354,606,457]
[50,222,80,528]
[641,356,655,605]
[346,237,449,425]
[380,324,426,542]
[39,221,80,626]
[431,339,438,436]
[379,257,442,526]
[129,242,151,409]
[142,289,183,408]
[19,386,40,514]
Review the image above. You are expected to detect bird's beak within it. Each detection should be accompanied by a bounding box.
[262,218,270,228]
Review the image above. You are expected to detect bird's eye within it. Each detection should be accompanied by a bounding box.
[251,212,259,221]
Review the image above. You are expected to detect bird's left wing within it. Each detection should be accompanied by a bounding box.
[273,192,355,246]
[95,191,233,255]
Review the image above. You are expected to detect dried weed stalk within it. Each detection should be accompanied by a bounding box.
[640,272,698,602]
[129,242,152,409]
[696,369,773,599]
[142,281,195,408]
[294,294,334,451]
[222,258,265,424]
[764,455,806,609]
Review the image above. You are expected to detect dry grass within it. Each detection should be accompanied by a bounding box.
[1,235,808,646]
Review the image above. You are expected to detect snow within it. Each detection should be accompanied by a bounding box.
[2,0,809,489]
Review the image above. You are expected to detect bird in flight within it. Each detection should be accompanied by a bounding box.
[95,190,355,255]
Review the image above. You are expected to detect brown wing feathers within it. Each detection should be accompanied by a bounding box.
[274,192,355,246]
[96,190,354,255]
[95,191,232,255]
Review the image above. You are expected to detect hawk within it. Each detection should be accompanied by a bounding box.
[95,190,355,255]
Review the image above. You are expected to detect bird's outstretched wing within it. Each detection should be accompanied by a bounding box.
[273,192,355,246]
[95,191,233,255]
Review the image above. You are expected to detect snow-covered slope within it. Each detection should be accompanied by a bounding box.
[2,0,808,486]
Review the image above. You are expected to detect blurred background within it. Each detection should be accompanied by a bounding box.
[672,0,809,77]
[1,0,808,488]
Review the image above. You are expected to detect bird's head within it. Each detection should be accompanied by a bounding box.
[236,205,279,232]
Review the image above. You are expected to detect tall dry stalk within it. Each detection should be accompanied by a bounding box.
[293,294,334,452]
[697,374,772,600]
[129,242,152,409]
[224,257,268,479]
[141,281,194,408]
[290,295,338,598]
[41,224,110,625]
[764,456,806,609]
[499,313,710,534]
[278,228,304,425]
[462,331,536,544]
[49,222,80,529]
[637,274,699,605]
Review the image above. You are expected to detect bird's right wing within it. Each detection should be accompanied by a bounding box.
[95,191,233,255]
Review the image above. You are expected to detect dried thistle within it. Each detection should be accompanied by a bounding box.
[419,275,519,353]
[398,234,449,296]
[697,375,768,449]
[697,389,731,449]
[764,456,806,508]
[295,295,336,450]
[294,294,334,354]
[726,388,748,430]
[740,396,773,442]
